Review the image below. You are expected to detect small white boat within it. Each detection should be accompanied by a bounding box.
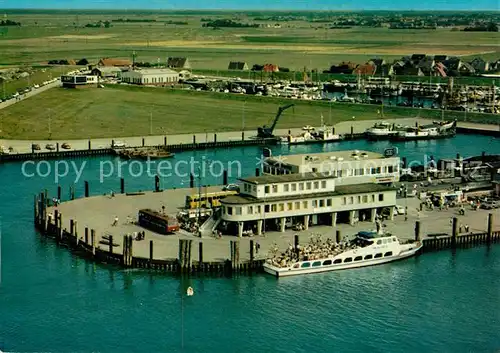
[264,232,422,277]
[365,122,400,139]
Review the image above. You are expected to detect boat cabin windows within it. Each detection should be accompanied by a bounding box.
[312,261,321,267]
[374,253,383,258]
[384,252,393,257]
[344,257,353,263]
[376,240,382,245]
[333,259,342,264]
[314,181,319,189]
[392,237,397,242]
[301,262,311,268]
[323,260,332,266]
[354,256,363,261]
[321,181,327,188]
[379,194,384,202]
[265,186,270,194]
[291,184,297,192]
[364,254,373,260]
[388,166,394,173]
[284,184,289,192]
[299,183,304,191]
[306,182,312,190]
[327,199,332,207]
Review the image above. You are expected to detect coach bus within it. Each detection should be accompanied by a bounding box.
[138,209,179,235]
[185,190,238,209]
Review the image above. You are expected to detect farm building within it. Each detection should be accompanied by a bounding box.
[263,64,279,73]
[98,58,132,67]
[91,67,122,78]
[120,68,179,85]
[228,62,249,70]
[167,57,191,70]
[61,75,98,88]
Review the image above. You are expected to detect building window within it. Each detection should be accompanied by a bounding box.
[253,185,257,192]
[271,204,277,212]
[359,168,365,175]
[287,202,293,211]
[338,170,343,177]
[227,207,233,215]
[306,182,312,190]
[279,203,284,212]
[312,200,318,208]
[384,252,393,257]
[248,206,253,214]
[388,166,394,173]
[364,254,373,260]
[374,253,383,258]
[319,199,325,207]
[291,183,297,191]
[299,183,304,191]
[321,180,326,188]
[376,167,381,174]
[323,259,332,266]
[371,194,375,202]
[264,205,270,213]
[342,197,346,205]
[284,184,289,192]
[344,257,353,263]
[314,181,319,189]
[236,207,242,215]
[257,206,261,213]
[357,196,361,203]
[370,167,376,174]
[295,201,300,210]
[354,256,362,261]
[349,197,354,204]
[327,199,332,207]
[272,185,278,193]
[312,168,317,173]
[265,186,270,194]
[333,259,342,264]
[302,201,308,208]
[379,194,384,201]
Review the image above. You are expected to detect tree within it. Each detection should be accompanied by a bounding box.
[77,58,88,66]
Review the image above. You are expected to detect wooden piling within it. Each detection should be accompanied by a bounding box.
[54,209,59,240]
[57,185,61,201]
[142,137,145,147]
[198,241,203,265]
[189,174,194,188]
[186,240,192,270]
[85,227,88,244]
[88,140,91,150]
[74,220,78,246]
[234,241,240,271]
[250,239,254,263]
[84,181,89,197]
[108,235,113,254]
[70,185,75,200]
[452,217,458,248]
[241,131,244,141]
[294,234,299,257]
[164,136,167,146]
[193,135,196,144]
[70,219,74,236]
[149,240,154,267]
[214,133,217,143]
[155,175,160,192]
[487,213,493,244]
[120,178,125,194]
[91,229,96,256]
[122,235,128,266]
[414,221,421,241]
[223,170,228,185]
[336,230,341,244]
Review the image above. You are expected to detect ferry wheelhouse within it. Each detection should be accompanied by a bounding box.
[263,231,422,277]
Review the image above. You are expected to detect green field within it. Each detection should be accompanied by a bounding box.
[0,11,498,71]
[0,85,496,140]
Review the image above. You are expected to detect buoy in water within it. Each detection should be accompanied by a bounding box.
[186,286,194,296]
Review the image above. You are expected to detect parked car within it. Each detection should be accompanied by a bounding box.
[394,205,406,215]
[61,143,71,150]
[222,184,240,192]
[45,144,56,151]
[112,141,126,148]
[481,201,499,210]
[32,143,41,151]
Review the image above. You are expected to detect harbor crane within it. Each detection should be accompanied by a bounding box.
[257,103,295,138]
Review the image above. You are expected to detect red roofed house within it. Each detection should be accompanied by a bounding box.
[263,64,279,73]
[433,62,447,77]
[98,58,132,67]
[353,63,376,76]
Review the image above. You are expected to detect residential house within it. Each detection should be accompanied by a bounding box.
[394,67,424,76]
[90,66,122,78]
[98,58,132,67]
[353,63,376,75]
[410,54,426,65]
[458,62,475,76]
[120,68,179,85]
[328,61,357,74]
[434,55,448,63]
[417,56,435,76]
[470,57,490,73]
[167,57,191,70]
[433,62,447,77]
[228,61,249,70]
[374,63,394,76]
[369,58,385,67]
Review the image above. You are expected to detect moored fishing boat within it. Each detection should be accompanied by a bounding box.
[263,232,422,277]
[281,115,342,144]
[365,122,402,140]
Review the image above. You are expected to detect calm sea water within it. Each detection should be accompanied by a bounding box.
[1,134,499,353]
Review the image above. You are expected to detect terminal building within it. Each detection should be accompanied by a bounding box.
[219,150,400,237]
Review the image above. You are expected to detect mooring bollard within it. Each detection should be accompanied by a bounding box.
[120,178,125,194]
[84,181,89,197]
[415,221,421,242]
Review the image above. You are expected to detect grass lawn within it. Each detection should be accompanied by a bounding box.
[0,84,497,140]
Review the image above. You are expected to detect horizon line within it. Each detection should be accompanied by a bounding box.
[1,8,499,12]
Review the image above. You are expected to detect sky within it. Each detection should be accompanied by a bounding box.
[0,0,499,11]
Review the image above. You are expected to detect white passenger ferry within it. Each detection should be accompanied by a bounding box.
[263,231,422,277]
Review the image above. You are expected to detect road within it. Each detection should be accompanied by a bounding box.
[0,79,61,110]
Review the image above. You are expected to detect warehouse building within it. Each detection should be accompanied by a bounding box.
[120,68,179,85]
[61,75,98,88]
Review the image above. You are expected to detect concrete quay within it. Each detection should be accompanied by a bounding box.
[38,184,499,269]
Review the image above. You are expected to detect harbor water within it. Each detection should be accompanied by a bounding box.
[1,134,499,353]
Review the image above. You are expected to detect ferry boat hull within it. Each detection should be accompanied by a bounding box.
[264,240,422,277]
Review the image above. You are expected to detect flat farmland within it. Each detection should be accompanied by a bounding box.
[0,12,498,70]
[0,85,496,140]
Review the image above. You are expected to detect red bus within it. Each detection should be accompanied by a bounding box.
[138,209,179,235]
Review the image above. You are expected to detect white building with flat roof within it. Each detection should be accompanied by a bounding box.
[263,150,400,186]
[120,68,179,86]
[219,172,397,237]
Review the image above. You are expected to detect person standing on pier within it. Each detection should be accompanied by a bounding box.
[112,216,118,226]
